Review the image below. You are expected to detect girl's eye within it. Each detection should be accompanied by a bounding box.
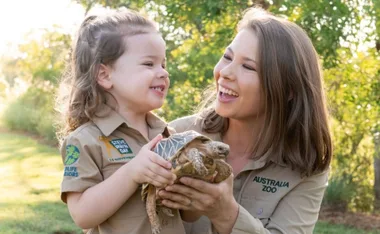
[243,64,256,71]
[162,63,166,69]
[223,54,232,61]
[143,62,154,67]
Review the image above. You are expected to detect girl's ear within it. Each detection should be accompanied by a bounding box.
[97,64,113,90]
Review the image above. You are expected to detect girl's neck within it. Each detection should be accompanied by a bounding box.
[222,117,263,158]
[118,108,149,139]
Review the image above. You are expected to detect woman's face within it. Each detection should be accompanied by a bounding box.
[214,28,264,121]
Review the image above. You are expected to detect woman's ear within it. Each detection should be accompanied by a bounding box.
[97,64,113,90]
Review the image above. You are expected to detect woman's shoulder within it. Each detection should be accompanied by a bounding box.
[169,114,203,133]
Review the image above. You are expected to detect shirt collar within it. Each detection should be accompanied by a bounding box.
[92,103,125,137]
[92,94,168,137]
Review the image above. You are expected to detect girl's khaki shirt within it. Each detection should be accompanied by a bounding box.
[60,104,185,234]
[170,115,329,234]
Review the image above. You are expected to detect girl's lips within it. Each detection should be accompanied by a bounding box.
[150,85,166,97]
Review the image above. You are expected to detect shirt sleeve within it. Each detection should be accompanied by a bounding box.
[60,132,104,203]
[229,170,329,234]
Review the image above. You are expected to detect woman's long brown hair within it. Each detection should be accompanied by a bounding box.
[200,7,332,177]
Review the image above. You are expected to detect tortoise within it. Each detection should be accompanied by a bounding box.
[141,130,232,234]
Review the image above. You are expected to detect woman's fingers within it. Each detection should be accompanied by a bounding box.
[159,190,192,207]
[161,199,192,210]
[165,183,202,198]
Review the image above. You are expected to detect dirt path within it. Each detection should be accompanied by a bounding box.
[319,206,380,231]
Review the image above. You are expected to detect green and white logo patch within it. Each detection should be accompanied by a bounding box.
[109,139,133,154]
[64,145,80,165]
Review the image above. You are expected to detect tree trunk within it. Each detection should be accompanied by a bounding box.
[374,133,380,211]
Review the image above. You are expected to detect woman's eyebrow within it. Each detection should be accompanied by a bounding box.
[243,56,256,63]
[228,47,256,63]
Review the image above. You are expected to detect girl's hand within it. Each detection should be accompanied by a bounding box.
[129,134,176,188]
[158,174,238,220]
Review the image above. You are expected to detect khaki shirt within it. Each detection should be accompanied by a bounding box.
[170,115,329,234]
[60,104,185,234]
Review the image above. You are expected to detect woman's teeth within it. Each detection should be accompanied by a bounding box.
[219,86,239,96]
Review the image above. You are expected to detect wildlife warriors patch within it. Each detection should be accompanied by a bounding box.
[64,145,80,165]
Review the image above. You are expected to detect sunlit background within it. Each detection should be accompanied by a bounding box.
[0,1,379,233]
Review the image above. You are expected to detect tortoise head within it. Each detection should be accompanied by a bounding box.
[207,141,230,159]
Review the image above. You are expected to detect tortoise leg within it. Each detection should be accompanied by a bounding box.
[213,159,233,183]
[188,148,208,176]
[146,184,161,234]
[161,206,174,217]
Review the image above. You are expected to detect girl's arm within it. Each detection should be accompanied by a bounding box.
[66,162,139,228]
[66,135,176,229]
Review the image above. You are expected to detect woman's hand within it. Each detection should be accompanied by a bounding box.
[159,174,239,232]
[128,134,176,188]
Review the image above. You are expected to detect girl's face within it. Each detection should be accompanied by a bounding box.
[103,33,169,113]
[214,29,264,121]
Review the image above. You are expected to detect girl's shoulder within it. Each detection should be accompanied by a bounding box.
[63,121,101,145]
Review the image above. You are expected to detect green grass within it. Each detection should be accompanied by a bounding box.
[314,221,380,234]
[0,131,81,234]
[0,131,379,234]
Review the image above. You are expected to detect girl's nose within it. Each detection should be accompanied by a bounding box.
[158,67,169,79]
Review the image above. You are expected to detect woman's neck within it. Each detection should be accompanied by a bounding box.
[222,117,263,158]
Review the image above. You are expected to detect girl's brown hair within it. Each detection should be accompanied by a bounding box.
[200,7,332,176]
[56,9,157,141]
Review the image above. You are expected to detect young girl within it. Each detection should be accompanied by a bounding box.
[159,7,332,234]
[57,9,185,234]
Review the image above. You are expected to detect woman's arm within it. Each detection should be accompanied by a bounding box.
[159,175,240,234]
[160,170,328,234]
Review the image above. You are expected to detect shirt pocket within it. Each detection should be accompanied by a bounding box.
[240,196,278,223]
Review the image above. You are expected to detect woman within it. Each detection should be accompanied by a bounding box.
[158,7,332,234]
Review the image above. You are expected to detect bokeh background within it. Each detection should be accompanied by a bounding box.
[0,0,379,233]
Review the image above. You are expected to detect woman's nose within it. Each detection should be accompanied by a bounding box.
[219,63,236,81]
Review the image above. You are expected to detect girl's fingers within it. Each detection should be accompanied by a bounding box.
[145,169,172,187]
[144,134,163,150]
[149,152,172,170]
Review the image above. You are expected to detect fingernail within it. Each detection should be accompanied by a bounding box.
[180,177,187,184]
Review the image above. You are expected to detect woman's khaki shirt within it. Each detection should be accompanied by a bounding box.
[170,115,329,234]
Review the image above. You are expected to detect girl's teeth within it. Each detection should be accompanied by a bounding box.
[152,87,163,91]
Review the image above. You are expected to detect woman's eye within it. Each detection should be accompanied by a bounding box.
[243,64,256,71]
[223,54,232,61]
[143,62,154,67]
